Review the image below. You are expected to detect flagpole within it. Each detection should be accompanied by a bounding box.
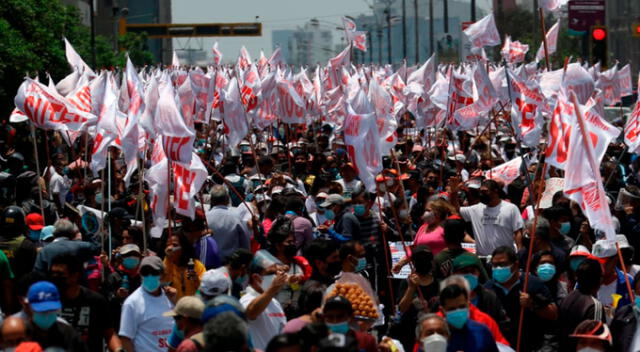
[30,124,46,220]
[107,149,112,259]
[138,156,147,252]
[569,91,635,303]
[539,7,551,71]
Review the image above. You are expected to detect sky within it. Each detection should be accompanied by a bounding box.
[171,0,371,63]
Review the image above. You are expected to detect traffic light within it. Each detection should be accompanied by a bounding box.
[590,26,608,68]
[633,23,640,37]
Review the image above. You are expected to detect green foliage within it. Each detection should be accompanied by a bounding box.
[0,0,154,118]
[115,32,156,67]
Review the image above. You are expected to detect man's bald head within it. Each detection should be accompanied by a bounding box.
[2,316,27,347]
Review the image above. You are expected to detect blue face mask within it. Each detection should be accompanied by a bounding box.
[95,192,103,204]
[33,311,58,330]
[445,307,469,329]
[28,230,41,242]
[635,296,640,311]
[492,265,513,284]
[326,321,350,334]
[559,222,571,235]
[463,273,479,291]
[537,263,556,282]
[355,257,367,272]
[353,204,366,217]
[235,274,249,288]
[324,209,335,221]
[142,275,161,293]
[122,257,140,270]
[168,324,185,348]
[570,257,586,272]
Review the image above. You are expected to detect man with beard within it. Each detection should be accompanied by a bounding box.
[451,178,524,256]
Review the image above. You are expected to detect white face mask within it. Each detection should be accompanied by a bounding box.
[422,211,436,224]
[421,333,447,352]
[398,209,409,219]
[577,348,604,352]
[260,274,274,292]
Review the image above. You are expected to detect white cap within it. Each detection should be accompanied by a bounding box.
[199,269,231,298]
[592,239,617,259]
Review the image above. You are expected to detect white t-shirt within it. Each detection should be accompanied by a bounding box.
[240,286,286,351]
[337,179,363,199]
[119,287,174,352]
[48,167,70,206]
[460,200,524,256]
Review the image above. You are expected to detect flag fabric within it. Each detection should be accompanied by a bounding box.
[222,77,249,148]
[64,38,94,76]
[173,153,208,219]
[564,92,616,240]
[212,42,223,65]
[122,57,145,185]
[463,14,501,53]
[508,70,545,147]
[536,20,560,62]
[485,157,523,186]
[501,36,529,64]
[624,74,640,154]
[156,73,195,164]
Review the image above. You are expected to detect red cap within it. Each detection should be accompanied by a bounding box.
[25,213,44,231]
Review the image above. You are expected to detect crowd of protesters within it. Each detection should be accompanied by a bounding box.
[0,112,638,352]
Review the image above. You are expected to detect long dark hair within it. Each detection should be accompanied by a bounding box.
[168,231,196,267]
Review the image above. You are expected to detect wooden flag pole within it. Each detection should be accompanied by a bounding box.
[539,7,551,71]
[30,124,46,220]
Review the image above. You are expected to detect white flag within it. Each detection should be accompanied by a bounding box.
[463,14,501,53]
[536,20,560,62]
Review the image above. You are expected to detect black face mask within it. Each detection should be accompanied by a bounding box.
[326,261,342,276]
[479,193,492,204]
[284,244,297,258]
[50,276,68,293]
[413,261,432,276]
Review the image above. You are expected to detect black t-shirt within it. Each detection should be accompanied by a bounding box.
[30,321,87,352]
[60,286,112,351]
[389,279,440,352]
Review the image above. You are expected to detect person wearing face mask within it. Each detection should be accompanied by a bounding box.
[570,320,613,352]
[302,239,342,291]
[283,196,314,251]
[26,281,85,352]
[409,314,449,352]
[119,256,174,352]
[434,218,485,281]
[338,241,367,274]
[452,256,509,336]
[206,248,253,299]
[392,200,454,275]
[48,254,122,352]
[485,246,558,351]
[163,296,205,352]
[239,260,288,351]
[25,212,44,246]
[532,251,567,304]
[162,233,206,300]
[103,244,143,332]
[317,194,360,243]
[542,206,576,253]
[591,238,635,318]
[336,163,363,201]
[450,178,524,256]
[438,284,499,352]
[181,211,221,271]
[321,296,377,352]
[267,218,311,318]
[390,246,440,350]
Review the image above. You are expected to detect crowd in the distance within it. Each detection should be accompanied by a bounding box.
[0,114,639,352]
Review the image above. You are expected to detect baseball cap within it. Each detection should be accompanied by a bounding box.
[27,281,61,313]
[592,240,617,259]
[320,194,345,208]
[163,296,205,319]
[25,213,44,231]
[569,245,591,258]
[616,234,631,250]
[140,256,164,272]
[40,226,55,241]
[323,295,353,314]
[119,244,141,256]
[199,270,231,298]
[570,320,612,345]
[108,207,134,220]
[452,254,479,272]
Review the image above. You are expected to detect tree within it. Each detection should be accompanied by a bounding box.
[0,0,154,118]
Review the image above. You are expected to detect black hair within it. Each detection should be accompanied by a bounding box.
[481,179,501,193]
[339,241,360,261]
[284,196,305,214]
[167,231,197,267]
[576,258,603,294]
[50,253,84,275]
[227,248,254,269]
[221,161,238,176]
[298,281,326,315]
[443,218,466,245]
[304,239,338,270]
[125,226,144,247]
[16,271,47,298]
[439,284,468,306]
[531,250,556,271]
[266,333,301,352]
[492,245,518,264]
[542,206,572,221]
[411,245,434,275]
[268,216,294,253]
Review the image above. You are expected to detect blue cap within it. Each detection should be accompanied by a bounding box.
[27,281,61,313]
[40,226,55,241]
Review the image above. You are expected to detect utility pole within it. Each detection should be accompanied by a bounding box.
[89,0,96,68]
[368,27,373,63]
[444,0,449,33]
[414,0,419,64]
[378,29,383,64]
[385,8,392,64]
[429,0,434,55]
[471,0,476,21]
[402,0,407,60]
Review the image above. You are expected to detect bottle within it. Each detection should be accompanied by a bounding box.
[187,258,195,276]
[121,274,130,290]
